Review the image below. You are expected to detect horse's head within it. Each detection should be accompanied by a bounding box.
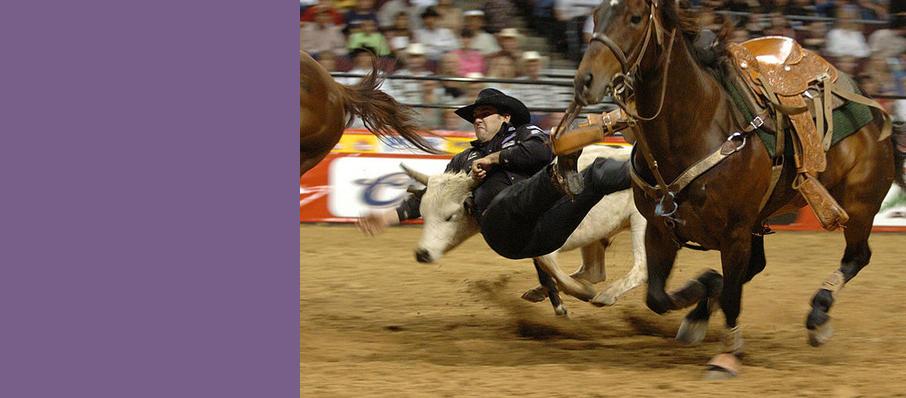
[575,0,671,106]
[400,164,480,264]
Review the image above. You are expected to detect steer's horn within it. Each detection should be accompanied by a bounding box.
[400,163,429,185]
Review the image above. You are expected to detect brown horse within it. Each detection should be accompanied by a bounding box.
[300,51,440,175]
[569,0,904,378]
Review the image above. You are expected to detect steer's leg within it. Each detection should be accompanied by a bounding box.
[533,257,567,316]
[593,211,648,306]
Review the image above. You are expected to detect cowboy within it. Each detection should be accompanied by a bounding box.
[357,88,552,233]
[359,89,632,262]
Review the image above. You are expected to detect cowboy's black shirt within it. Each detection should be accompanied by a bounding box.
[395,122,553,221]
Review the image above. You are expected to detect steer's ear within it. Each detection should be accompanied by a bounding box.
[400,163,429,185]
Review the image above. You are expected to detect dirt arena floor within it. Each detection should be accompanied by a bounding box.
[301,225,906,397]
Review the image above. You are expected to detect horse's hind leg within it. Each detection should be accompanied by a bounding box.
[532,258,567,316]
[806,137,892,346]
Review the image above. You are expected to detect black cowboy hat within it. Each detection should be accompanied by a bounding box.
[455,88,531,127]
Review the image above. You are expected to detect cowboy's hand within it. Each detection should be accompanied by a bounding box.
[356,210,399,236]
[470,152,500,181]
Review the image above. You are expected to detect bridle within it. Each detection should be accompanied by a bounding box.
[586,0,676,122]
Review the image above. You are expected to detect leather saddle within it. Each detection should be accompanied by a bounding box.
[727,36,889,230]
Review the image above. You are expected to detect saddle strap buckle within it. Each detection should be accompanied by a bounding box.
[749,115,764,131]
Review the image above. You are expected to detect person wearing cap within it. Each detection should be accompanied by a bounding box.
[384,43,431,105]
[462,10,501,55]
[414,6,459,61]
[513,51,571,125]
[357,88,554,234]
[300,6,347,57]
[494,28,524,61]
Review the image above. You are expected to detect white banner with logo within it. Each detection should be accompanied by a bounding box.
[327,157,450,217]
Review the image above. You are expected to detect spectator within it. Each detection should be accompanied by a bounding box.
[514,51,570,124]
[316,50,338,72]
[414,7,460,61]
[824,6,871,58]
[442,108,473,131]
[784,0,815,16]
[764,12,795,37]
[495,28,524,62]
[801,21,828,51]
[385,11,414,57]
[414,79,448,128]
[462,10,502,55]
[857,0,888,21]
[813,0,837,18]
[729,28,751,44]
[450,30,486,76]
[301,7,348,57]
[862,55,899,96]
[482,0,517,34]
[386,43,432,104]
[554,0,598,62]
[436,52,465,98]
[345,0,379,26]
[337,47,375,85]
[300,0,345,25]
[460,72,487,104]
[347,19,391,56]
[486,53,518,96]
[836,55,861,76]
[376,0,410,29]
[869,13,906,60]
[434,0,463,33]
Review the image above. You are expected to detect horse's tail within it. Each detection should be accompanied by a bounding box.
[336,57,443,154]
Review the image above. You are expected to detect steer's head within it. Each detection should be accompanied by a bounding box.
[401,164,480,263]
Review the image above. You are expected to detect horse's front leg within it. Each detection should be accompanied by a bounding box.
[704,231,753,380]
[676,234,765,345]
[644,222,682,314]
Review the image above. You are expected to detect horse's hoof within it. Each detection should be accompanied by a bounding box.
[703,353,740,380]
[590,290,618,307]
[676,318,708,345]
[521,287,547,303]
[554,305,569,317]
[808,321,833,347]
[703,368,737,381]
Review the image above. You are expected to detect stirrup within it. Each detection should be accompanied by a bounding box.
[553,150,584,196]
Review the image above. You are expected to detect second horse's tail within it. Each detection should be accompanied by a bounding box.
[337,57,442,154]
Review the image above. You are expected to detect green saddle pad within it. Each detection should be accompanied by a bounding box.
[722,76,874,158]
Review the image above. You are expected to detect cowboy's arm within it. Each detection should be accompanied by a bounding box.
[497,132,554,173]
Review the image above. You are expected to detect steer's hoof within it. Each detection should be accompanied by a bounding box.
[808,321,833,347]
[521,287,548,303]
[590,290,618,307]
[703,353,740,380]
[676,318,708,346]
[570,278,598,302]
[554,305,569,317]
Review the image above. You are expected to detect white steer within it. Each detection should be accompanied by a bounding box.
[404,145,647,314]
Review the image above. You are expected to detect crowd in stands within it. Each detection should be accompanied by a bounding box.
[302,0,906,132]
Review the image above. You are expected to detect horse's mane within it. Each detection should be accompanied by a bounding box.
[658,0,733,82]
